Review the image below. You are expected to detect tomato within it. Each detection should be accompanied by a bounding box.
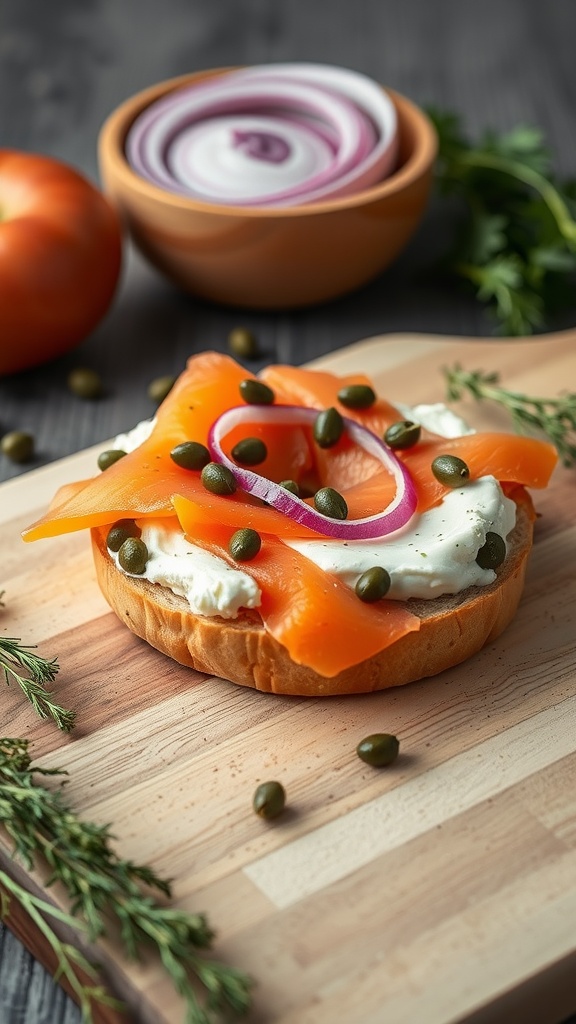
[0,150,123,375]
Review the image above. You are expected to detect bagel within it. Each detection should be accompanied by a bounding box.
[90,487,535,697]
[24,353,555,697]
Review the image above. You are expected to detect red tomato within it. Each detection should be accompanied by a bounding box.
[0,150,123,375]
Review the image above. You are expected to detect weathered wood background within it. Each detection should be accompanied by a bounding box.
[1,1,576,1022]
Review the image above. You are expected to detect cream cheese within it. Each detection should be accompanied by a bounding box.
[109,519,261,618]
[110,403,515,616]
[287,478,515,600]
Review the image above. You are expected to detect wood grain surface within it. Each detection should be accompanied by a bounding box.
[1,331,575,1024]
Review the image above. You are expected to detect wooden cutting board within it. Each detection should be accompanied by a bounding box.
[1,331,575,1024]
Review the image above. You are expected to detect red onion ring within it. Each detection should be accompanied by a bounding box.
[207,405,417,539]
[125,63,398,207]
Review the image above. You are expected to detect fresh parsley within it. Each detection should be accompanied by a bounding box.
[428,109,576,335]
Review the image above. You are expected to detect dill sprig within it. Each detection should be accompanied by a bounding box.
[0,738,253,1023]
[444,364,576,466]
[0,635,75,732]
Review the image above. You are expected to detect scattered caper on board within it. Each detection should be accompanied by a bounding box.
[201,462,237,495]
[170,441,210,470]
[476,532,506,569]
[337,384,376,409]
[97,449,127,471]
[355,566,391,602]
[431,454,470,487]
[106,519,141,552]
[231,437,268,466]
[67,367,103,400]
[1,430,34,464]
[228,327,260,360]
[239,379,274,405]
[356,733,400,767]
[314,486,348,520]
[148,374,176,404]
[253,781,286,819]
[118,536,148,575]
[314,407,344,448]
[229,528,262,561]
[385,420,421,450]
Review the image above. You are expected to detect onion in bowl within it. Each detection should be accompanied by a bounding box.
[125,63,398,207]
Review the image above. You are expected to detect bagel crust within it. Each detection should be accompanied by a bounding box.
[90,489,535,697]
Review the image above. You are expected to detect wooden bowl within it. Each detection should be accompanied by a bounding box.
[98,69,438,309]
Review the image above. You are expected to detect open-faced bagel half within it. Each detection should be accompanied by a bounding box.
[91,487,535,697]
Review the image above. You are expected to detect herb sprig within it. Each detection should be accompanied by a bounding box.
[0,635,75,732]
[0,738,252,1023]
[444,364,576,466]
[0,873,123,1020]
[429,109,576,335]
[1,589,75,730]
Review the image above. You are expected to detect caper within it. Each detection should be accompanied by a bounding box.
[67,367,103,400]
[170,441,210,470]
[97,449,127,471]
[476,532,506,570]
[314,486,348,520]
[228,326,260,360]
[231,437,268,466]
[431,454,470,487]
[239,379,274,405]
[337,384,376,409]
[356,733,400,767]
[118,536,148,575]
[253,780,286,819]
[314,407,344,449]
[147,374,176,404]
[280,479,300,496]
[385,420,421,450]
[201,462,237,495]
[229,527,262,561]
[355,566,391,603]
[1,430,34,464]
[106,519,141,552]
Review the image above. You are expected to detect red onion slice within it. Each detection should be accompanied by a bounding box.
[236,63,398,198]
[125,63,398,207]
[207,405,417,540]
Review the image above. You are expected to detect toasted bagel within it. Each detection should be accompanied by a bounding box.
[90,487,535,697]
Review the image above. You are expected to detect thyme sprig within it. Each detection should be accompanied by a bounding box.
[0,738,252,1023]
[0,636,75,732]
[0,873,123,1020]
[444,364,576,466]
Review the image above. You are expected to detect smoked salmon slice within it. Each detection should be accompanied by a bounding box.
[172,503,420,677]
[22,351,559,680]
[165,429,557,541]
[260,363,403,491]
[24,354,558,544]
[24,353,308,541]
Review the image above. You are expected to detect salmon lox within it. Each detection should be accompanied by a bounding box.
[23,352,558,677]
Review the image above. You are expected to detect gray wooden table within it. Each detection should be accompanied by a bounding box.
[1,1,576,1021]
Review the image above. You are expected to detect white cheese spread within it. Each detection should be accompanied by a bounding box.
[110,404,515,615]
[109,520,261,618]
